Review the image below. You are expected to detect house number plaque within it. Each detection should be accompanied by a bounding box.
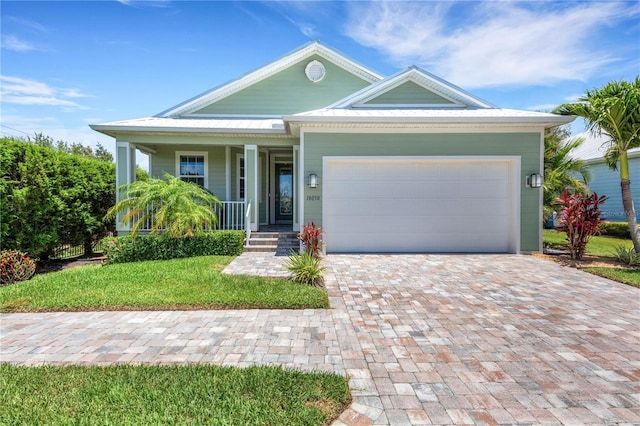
[306,195,320,201]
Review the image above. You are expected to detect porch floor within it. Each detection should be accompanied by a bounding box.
[257,224,294,232]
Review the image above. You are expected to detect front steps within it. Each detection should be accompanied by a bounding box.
[244,232,299,254]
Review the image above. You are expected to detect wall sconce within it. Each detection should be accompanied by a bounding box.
[527,173,543,188]
[308,173,318,188]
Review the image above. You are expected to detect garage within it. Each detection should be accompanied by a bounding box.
[322,157,519,253]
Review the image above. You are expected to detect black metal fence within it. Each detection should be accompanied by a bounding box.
[50,239,106,260]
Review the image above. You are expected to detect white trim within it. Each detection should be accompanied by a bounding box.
[175,151,209,189]
[538,130,545,253]
[236,153,245,201]
[225,146,231,200]
[287,125,549,135]
[185,114,283,119]
[352,75,466,108]
[299,131,305,232]
[329,67,494,109]
[322,156,521,254]
[244,145,259,231]
[293,145,300,232]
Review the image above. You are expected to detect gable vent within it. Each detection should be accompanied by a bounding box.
[305,60,326,82]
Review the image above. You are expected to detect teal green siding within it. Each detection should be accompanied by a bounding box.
[364,81,455,105]
[303,132,542,252]
[193,55,372,115]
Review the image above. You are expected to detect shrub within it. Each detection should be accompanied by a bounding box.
[103,231,244,264]
[0,137,115,259]
[600,222,640,239]
[555,189,607,260]
[0,250,36,286]
[298,222,322,257]
[285,252,325,288]
[612,245,640,266]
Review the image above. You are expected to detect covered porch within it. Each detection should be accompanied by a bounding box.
[114,139,300,235]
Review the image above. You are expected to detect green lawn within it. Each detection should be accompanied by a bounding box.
[0,364,350,426]
[0,256,328,312]
[583,267,640,288]
[543,229,635,258]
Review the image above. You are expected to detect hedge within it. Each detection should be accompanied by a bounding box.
[600,222,640,239]
[103,231,245,264]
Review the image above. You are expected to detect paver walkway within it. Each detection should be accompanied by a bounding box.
[1,253,639,425]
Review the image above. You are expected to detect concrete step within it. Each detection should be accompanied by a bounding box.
[245,231,299,253]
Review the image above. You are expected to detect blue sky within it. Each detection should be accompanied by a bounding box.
[2,0,639,166]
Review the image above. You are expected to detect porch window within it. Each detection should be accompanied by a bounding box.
[176,151,208,188]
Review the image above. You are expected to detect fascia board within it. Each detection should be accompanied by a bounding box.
[283,114,575,128]
[89,124,290,137]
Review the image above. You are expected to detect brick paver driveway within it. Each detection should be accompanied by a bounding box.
[326,254,639,425]
[2,254,639,425]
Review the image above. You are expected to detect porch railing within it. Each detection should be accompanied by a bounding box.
[131,201,247,233]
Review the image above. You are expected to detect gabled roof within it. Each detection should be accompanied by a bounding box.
[157,41,383,118]
[568,131,640,163]
[328,66,495,109]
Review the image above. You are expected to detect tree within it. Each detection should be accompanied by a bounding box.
[1,137,115,259]
[543,126,591,223]
[106,173,221,237]
[555,78,640,252]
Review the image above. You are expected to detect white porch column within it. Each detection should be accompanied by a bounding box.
[244,144,259,231]
[115,141,136,233]
[293,145,300,232]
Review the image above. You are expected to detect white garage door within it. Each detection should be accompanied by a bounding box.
[323,157,519,253]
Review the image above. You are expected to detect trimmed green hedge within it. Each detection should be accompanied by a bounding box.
[600,222,639,239]
[103,231,244,264]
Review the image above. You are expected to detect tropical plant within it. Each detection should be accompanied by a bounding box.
[611,245,640,266]
[106,173,221,237]
[543,126,591,222]
[0,250,36,285]
[555,78,640,252]
[556,189,607,260]
[298,221,322,257]
[285,252,325,288]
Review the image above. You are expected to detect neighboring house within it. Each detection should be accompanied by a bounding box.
[569,131,640,221]
[91,41,572,254]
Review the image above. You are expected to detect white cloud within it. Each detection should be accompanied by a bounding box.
[1,75,88,109]
[345,1,635,88]
[1,35,36,52]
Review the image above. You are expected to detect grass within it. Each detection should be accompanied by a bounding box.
[543,229,635,258]
[0,364,350,425]
[0,256,328,312]
[583,268,640,288]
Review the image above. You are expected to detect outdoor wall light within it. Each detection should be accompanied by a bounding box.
[308,173,318,188]
[527,173,543,188]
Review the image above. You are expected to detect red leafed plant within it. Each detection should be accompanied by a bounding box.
[556,189,607,260]
[0,250,36,286]
[298,222,322,258]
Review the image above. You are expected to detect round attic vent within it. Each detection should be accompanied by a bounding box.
[305,60,326,82]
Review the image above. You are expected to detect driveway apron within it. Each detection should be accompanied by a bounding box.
[1,253,639,425]
[325,254,640,425]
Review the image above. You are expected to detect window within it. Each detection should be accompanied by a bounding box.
[176,152,207,188]
[237,155,245,200]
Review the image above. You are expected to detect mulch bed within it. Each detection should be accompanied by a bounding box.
[36,255,105,275]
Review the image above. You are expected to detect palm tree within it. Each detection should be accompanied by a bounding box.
[543,126,591,223]
[106,173,221,237]
[555,78,640,252]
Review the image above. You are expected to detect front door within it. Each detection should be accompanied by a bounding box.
[275,164,293,223]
